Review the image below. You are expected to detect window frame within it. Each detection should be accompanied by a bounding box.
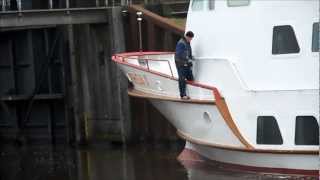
[191,0,215,11]
[312,22,319,52]
[227,0,250,7]
[256,116,283,145]
[208,0,215,10]
[272,25,300,55]
[191,0,205,11]
[294,116,319,145]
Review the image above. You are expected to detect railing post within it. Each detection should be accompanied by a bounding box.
[2,0,6,12]
[120,0,125,6]
[17,0,21,12]
[168,61,174,78]
[146,60,149,71]
[105,0,108,6]
[66,0,69,9]
[49,0,53,9]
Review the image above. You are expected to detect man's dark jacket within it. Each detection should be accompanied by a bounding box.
[175,37,192,67]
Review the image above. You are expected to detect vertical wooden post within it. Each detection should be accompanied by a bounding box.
[78,24,93,143]
[109,7,132,143]
[67,24,86,144]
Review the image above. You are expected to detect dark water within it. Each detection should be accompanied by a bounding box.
[0,143,316,180]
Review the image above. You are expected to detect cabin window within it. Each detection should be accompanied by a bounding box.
[191,0,204,11]
[256,116,283,145]
[208,0,214,10]
[312,22,319,52]
[227,0,250,7]
[272,25,300,55]
[295,116,319,145]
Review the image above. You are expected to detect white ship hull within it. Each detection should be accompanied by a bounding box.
[151,98,317,172]
[184,141,317,172]
[112,52,318,174]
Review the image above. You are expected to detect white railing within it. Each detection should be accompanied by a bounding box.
[126,57,176,78]
[0,0,131,12]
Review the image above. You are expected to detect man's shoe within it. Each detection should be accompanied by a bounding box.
[181,96,190,100]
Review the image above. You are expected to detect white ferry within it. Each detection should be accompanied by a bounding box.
[112,0,319,174]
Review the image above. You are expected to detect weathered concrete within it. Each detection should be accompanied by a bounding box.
[65,7,132,144]
[108,7,132,143]
[0,8,110,28]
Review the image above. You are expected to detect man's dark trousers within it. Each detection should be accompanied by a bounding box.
[177,66,194,97]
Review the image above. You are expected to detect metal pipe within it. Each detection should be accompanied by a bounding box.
[49,0,53,9]
[137,11,143,52]
[121,0,125,6]
[66,0,69,9]
[146,60,149,71]
[17,0,21,12]
[168,61,174,78]
[2,0,6,12]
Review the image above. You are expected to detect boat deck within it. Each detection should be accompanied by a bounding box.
[128,88,216,104]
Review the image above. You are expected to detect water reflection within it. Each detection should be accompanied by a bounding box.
[0,143,316,180]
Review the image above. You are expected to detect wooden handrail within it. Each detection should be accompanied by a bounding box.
[127,4,185,36]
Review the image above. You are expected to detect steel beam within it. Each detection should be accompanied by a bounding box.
[0,7,110,28]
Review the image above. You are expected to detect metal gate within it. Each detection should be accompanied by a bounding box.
[0,28,67,143]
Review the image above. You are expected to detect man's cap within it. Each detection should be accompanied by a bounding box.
[185,31,194,38]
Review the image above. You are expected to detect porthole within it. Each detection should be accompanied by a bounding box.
[203,111,212,123]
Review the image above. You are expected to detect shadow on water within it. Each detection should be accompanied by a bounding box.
[0,143,316,180]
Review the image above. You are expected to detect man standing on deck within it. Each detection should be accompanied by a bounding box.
[175,31,194,100]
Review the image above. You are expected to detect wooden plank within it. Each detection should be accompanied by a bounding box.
[128,5,184,36]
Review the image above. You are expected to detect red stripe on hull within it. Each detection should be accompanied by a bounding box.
[178,148,318,177]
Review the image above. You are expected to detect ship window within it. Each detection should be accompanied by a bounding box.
[257,116,283,145]
[295,116,319,145]
[208,0,214,10]
[191,0,204,11]
[227,0,250,7]
[272,25,300,55]
[312,22,319,52]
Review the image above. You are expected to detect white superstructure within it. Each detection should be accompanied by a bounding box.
[187,0,319,150]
